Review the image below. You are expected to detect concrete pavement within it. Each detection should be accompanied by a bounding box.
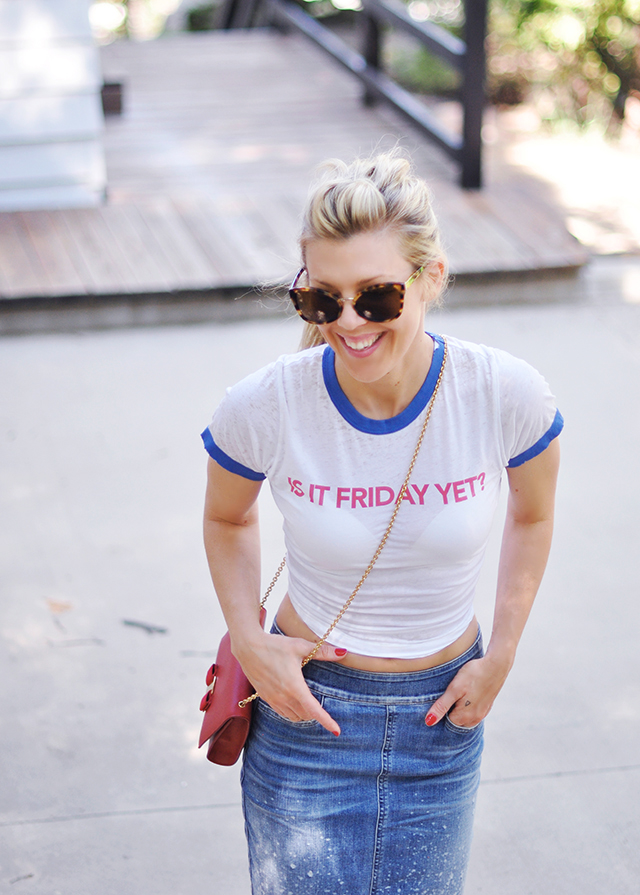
[1,256,639,893]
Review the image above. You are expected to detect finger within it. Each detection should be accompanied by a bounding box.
[288,637,348,664]
[448,698,478,727]
[425,681,464,727]
[309,642,348,662]
[294,691,341,737]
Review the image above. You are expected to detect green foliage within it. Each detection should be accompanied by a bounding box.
[488,0,640,129]
[386,42,462,96]
[187,3,219,30]
[383,1,463,96]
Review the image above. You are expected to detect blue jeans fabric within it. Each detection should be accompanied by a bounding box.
[241,626,484,895]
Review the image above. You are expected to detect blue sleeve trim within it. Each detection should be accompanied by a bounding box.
[508,409,564,468]
[200,428,266,481]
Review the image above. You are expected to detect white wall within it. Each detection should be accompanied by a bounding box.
[0,0,107,211]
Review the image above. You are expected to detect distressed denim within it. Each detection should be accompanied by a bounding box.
[241,627,484,895]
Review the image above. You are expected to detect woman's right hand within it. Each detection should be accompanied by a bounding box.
[203,459,344,733]
[232,630,347,735]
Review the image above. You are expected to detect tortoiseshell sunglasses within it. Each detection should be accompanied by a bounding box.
[289,266,425,325]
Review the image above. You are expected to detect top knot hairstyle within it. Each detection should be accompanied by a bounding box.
[297,151,448,348]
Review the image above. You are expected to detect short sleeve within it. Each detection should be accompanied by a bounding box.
[495,349,564,468]
[201,362,281,480]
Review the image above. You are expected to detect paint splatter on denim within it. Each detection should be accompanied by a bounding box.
[242,629,484,895]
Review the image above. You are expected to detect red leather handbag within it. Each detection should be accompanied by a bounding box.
[198,608,266,766]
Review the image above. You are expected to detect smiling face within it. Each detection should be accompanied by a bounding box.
[304,228,442,416]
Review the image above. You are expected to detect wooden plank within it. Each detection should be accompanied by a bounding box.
[98,204,177,293]
[0,212,50,298]
[207,194,293,283]
[56,208,140,294]
[433,181,538,274]
[0,244,9,296]
[101,32,344,93]
[246,193,301,274]
[172,199,257,285]
[132,199,218,290]
[37,207,98,291]
[477,181,589,268]
[17,210,88,295]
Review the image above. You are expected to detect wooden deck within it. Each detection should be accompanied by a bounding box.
[0,30,589,303]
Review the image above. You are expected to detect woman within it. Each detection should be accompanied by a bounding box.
[202,152,562,895]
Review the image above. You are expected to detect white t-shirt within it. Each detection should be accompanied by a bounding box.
[202,333,563,658]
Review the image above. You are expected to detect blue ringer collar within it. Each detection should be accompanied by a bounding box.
[322,333,446,434]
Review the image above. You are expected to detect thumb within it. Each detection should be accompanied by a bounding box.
[301,640,348,663]
[425,683,459,727]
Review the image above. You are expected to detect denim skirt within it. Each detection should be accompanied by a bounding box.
[241,626,484,895]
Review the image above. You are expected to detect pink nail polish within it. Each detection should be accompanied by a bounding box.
[425,713,438,727]
[335,648,347,657]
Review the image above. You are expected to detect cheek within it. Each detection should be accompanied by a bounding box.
[399,297,428,333]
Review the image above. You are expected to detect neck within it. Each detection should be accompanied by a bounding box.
[335,332,434,420]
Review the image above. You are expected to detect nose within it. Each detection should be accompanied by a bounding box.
[337,298,366,330]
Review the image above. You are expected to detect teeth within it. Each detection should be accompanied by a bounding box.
[343,334,380,351]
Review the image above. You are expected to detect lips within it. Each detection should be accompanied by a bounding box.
[339,332,384,356]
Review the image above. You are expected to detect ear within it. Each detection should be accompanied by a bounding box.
[422,260,446,305]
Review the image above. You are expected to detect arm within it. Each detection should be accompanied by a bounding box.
[425,437,560,727]
[203,457,343,734]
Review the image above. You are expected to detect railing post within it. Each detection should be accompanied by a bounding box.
[362,11,382,107]
[263,0,487,188]
[460,0,487,189]
[219,0,237,29]
[221,0,265,28]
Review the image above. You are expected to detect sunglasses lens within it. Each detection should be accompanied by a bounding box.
[290,283,404,324]
[355,285,403,322]
[290,289,341,324]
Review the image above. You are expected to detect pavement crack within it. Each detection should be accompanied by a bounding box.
[0,802,241,829]
[122,619,168,635]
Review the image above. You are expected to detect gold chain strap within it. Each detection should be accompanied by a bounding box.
[260,556,287,609]
[239,338,447,707]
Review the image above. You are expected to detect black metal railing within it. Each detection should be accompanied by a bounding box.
[220,0,487,189]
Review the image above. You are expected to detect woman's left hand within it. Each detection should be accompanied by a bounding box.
[424,654,511,729]
[425,439,561,730]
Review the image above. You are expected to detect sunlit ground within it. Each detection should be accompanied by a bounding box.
[484,102,640,256]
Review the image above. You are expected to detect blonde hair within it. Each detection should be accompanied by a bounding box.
[298,151,448,349]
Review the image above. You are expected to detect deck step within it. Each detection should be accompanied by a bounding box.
[0,30,588,303]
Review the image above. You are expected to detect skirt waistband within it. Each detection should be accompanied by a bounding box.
[270,619,483,700]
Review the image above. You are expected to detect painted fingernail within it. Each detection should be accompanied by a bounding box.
[425,714,438,727]
[335,648,348,657]
[333,730,340,737]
